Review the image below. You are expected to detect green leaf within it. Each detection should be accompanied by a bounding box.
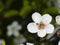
[19,6,32,18]
[4,10,18,18]
[0,2,4,12]
[6,0,13,8]
[41,7,58,15]
[25,34,35,41]
[31,1,38,10]
[23,0,29,6]
[42,0,48,4]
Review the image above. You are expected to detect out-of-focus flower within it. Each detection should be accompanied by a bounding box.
[58,41,60,45]
[7,21,22,37]
[0,39,5,45]
[20,43,34,45]
[20,44,24,45]
[14,34,26,45]
[56,15,60,25]
[27,12,54,37]
[26,43,34,45]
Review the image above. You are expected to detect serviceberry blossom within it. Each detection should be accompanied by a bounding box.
[20,44,24,45]
[26,43,34,45]
[7,21,22,37]
[27,12,54,37]
[14,34,26,45]
[56,15,60,25]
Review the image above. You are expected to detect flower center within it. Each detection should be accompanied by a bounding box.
[37,22,45,29]
[12,27,15,30]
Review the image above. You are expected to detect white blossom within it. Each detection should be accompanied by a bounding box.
[20,44,24,45]
[27,12,54,37]
[58,41,60,45]
[7,21,22,37]
[0,39,5,45]
[26,43,34,45]
[56,15,60,25]
[14,34,26,45]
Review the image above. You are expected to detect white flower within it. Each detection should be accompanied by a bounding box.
[26,43,34,45]
[27,12,54,37]
[0,39,5,45]
[20,43,34,45]
[14,34,26,45]
[7,21,22,37]
[56,15,60,25]
[58,41,60,45]
[20,44,24,45]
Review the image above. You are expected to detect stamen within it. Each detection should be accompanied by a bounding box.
[37,22,45,29]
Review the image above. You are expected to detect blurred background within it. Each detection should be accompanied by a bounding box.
[0,0,60,45]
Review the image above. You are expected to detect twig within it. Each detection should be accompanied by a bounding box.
[46,27,60,42]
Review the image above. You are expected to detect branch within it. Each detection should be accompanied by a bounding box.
[46,27,60,42]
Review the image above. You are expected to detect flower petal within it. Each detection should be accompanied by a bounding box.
[26,43,34,45]
[7,30,12,36]
[58,41,60,45]
[37,29,46,37]
[12,21,18,27]
[13,31,19,37]
[17,25,22,30]
[32,12,42,23]
[27,23,39,33]
[55,15,60,25]
[14,34,26,44]
[11,21,21,31]
[42,14,52,25]
[45,24,54,34]
[7,25,12,31]
[20,44,24,45]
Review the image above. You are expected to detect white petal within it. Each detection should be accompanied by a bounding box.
[26,43,34,45]
[12,21,19,27]
[58,41,60,45]
[45,24,54,34]
[56,15,60,25]
[20,44,24,45]
[37,29,46,37]
[14,34,26,44]
[7,30,12,36]
[12,21,18,25]
[7,25,12,31]
[27,23,39,33]
[32,12,42,23]
[13,31,19,37]
[42,14,52,25]
[19,37,26,44]
[17,25,22,30]
[18,34,26,44]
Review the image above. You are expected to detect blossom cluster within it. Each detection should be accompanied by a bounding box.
[1,12,60,45]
